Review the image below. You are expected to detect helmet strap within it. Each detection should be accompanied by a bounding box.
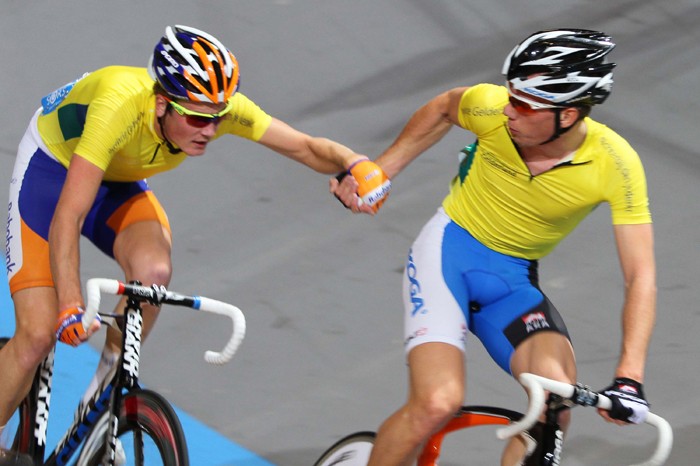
[539,108,575,145]
[157,113,182,154]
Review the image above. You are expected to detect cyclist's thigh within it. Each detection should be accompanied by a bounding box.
[403,210,468,355]
[84,180,171,259]
[7,146,66,294]
[510,331,576,382]
[473,290,572,375]
[407,342,465,402]
[113,220,172,275]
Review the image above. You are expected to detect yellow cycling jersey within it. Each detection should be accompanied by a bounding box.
[36,66,272,182]
[442,83,651,260]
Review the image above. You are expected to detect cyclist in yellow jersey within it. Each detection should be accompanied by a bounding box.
[332,29,655,465]
[0,24,385,449]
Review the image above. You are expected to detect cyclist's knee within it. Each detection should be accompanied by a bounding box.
[135,261,172,288]
[409,383,463,433]
[119,254,172,289]
[114,222,172,284]
[10,290,57,367]
[10,325,55,369]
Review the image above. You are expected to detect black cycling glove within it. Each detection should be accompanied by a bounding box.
[602,377,649,424]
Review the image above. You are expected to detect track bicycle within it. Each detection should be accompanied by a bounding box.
[1,277,246,466]
[313,373,673,466]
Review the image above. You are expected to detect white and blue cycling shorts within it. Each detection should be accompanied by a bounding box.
[403,208,570,374]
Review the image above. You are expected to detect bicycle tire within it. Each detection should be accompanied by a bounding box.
[313,431,376,466]
[76,389,188,466]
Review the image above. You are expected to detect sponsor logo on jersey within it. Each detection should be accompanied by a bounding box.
[41,72,89,114]
[462,106,502,117]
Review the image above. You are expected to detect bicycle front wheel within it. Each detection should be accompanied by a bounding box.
[77,389,188,466]
[313,431,375,466]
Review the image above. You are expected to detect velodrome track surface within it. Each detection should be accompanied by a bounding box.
[1,1,698,465]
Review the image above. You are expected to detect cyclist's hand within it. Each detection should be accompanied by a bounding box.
[55,306,101,346]
[599,377,649,425]
[331,159,391,215]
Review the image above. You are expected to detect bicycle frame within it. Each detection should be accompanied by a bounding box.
[313,373,673,466]
[60,302,139,465]
[418,406,523,465]
[11,297,143,465]
[9,278,246,466]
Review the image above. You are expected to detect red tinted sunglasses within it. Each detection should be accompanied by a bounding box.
[507,92,564,115]
[164,97,233,128]
[508,95,539,115]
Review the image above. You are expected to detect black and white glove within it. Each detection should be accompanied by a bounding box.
[602,377,649,424]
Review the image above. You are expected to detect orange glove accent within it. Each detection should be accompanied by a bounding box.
[348,159,392,213]
[55,306,96,346]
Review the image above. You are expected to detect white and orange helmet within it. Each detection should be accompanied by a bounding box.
[149,25,240,103]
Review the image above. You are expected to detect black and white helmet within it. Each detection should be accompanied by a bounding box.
[502,29,616,107]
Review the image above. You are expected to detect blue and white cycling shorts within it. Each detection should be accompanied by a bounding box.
[403,208,570,374]
[5,110,171,294]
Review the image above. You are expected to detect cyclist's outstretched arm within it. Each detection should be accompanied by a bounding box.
[374,87,467,179]
[258,117,367,174]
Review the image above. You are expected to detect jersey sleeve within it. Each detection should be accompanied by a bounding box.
[217,92,273,141]
[602,136,652,225]
[456,84,509,134]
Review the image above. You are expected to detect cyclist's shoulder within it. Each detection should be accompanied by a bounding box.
[75,65,149,84]
[456,83,508,131]
[445,83,506,109]
[79,66,153,95]
[218,91,273,140]
[460,83,507,104]
[227,91,265,111]
[582,118,639,160]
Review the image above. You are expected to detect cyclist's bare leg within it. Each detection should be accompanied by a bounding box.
[108,220,172,349]
[368,342,465,466]
[85,220,172,398]
[0,287,57,428]
[501,332,576,466]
